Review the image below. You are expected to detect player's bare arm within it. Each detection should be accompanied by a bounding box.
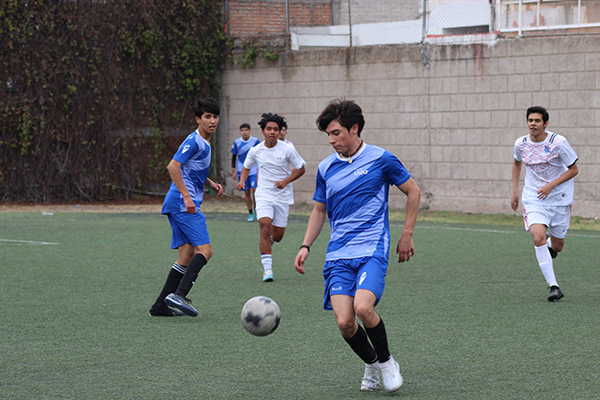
[537,163,578,200]
[274,166,306,189]
[236,167,250,191]
[167,159,196,214]
[511,159,522,211]
[295,201,327,274]
[206,178,223,197]
[396,177,420,263]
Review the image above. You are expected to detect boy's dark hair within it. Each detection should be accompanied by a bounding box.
[316,98,365,137]
[281,120,288,130]
[526,106,549,123]
[239,123,251,130]
[258,113,285,130]
[194,98,220,118]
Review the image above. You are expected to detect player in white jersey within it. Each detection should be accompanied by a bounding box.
[237,113,306,282]
[231,123,260,221]
[511,106,578,302]
[148,99,224,317]
[295,99,421,393]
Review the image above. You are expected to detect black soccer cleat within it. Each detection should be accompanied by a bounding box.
[546,233,558,259]
[165,293,198,316]
[547,286,564,302]
[149,302,186,317]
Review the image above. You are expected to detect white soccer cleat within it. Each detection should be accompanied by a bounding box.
[262,269,274,282]
[360,362,380,391]
[379,357,403,393]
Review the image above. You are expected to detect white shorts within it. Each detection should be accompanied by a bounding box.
[255,200,290,228]
[523,203,571,239]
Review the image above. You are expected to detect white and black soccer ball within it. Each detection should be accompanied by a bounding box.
[241,296,281,336]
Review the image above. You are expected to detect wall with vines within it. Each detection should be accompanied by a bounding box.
[0,0,229,203]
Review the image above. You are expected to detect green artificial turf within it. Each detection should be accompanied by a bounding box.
[1,211,599,399]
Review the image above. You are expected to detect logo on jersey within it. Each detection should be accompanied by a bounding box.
[359,272,367,286]
[182,144,191,154]
[354,168,369,176]
[331,285,343,291]
[544,146,551,154]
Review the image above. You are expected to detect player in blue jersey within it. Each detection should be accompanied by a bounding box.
[511,106,578,302]
[231,123,260,221]
[294,99,421,393]
[148,98,224,317]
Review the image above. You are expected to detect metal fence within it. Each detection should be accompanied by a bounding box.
[287,0,600,49]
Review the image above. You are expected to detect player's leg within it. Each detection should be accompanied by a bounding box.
[530,223,563,301]
[149,217,195,317]
[243,174,256,221]
[270,202,289,244]
[354,258,403,392]
[256,200,275,281]
[331,294,380,391]
[164,212,211,316]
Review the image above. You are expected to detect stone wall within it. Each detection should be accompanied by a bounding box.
[217,36,600,218]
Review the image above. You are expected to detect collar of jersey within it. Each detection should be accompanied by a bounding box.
[336,142,367,162]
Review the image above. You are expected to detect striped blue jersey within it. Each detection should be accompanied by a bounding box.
[313,144,411,261]
[162,130,212,214]
[231,136,260,175]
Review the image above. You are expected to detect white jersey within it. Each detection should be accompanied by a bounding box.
[514,131,578,206]
[244,140,306,205]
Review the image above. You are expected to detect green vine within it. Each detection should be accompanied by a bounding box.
[0,0,230,202]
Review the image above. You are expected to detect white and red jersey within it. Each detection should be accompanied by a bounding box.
[514,130,578,206]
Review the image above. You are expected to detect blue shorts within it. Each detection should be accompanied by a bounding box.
[237,173,257,192]
[167,211,211,249]
[322,256,388,310]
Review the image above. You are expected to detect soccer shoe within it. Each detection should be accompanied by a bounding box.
[263,270,274,282]
[547,286,564,302]
[360,362,380,391]
[247,213,255,222]
[546,233,558,259]
[270,236,275,246]
[148,302,186,317]
[164,293,198,317]
[379,357,403,393]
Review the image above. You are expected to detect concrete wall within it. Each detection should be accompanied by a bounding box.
[217,36,600,218]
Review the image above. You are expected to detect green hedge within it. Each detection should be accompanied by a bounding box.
[0,0,229,202]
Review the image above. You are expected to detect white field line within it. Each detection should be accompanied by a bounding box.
[0,239,59,245]
[413,225,600,238]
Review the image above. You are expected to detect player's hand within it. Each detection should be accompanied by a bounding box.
[274,180,287,189]
[213,183,223,197]
[537,184,554,200]
[396,235,414,262]
[294,249,308,274]
[184,197,196,214]
[510,194,519,211]
[236,181,245,191]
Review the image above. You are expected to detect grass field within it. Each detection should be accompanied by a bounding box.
[1,209,600,399]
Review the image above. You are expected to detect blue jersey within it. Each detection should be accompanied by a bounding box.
[162,130,212,214]
[231,136,260,175]
[313,144,411,261]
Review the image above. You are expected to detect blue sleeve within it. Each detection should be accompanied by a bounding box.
[382,150,410,187]
[313,168,327,203]
[231,140,238,155]
[173,136,199,165]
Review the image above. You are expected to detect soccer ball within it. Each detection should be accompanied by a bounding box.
[240,296,281,336]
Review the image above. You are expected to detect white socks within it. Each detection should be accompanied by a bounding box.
[261,253,272,272]
[535,245,558,287]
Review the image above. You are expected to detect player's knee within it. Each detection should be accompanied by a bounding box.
[354,304,375,323]
[336,318,356,336]
[196,246,213,260]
